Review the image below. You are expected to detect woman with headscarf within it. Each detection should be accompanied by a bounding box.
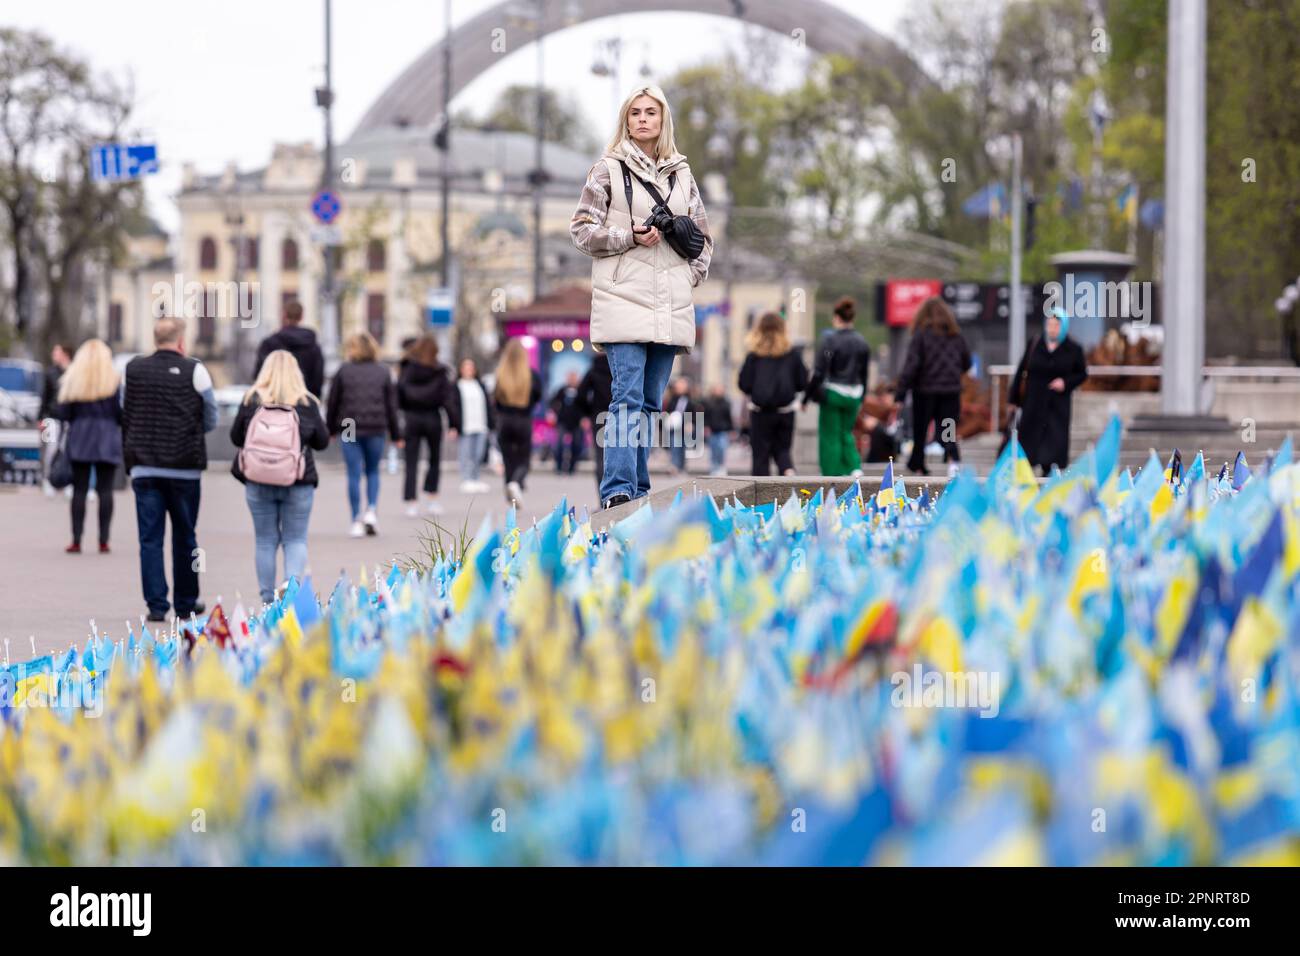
[1007,307,1088,475]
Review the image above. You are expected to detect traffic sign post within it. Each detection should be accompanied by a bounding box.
[426,287,454,327]
[90,144,159,182]
[311,190,342,224]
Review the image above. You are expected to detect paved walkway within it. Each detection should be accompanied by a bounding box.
[1,461,618,657]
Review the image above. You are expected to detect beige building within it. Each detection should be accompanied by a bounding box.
[97,124,813,395]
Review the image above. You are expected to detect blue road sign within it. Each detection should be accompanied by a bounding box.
[312,190,342,225]
[90,144,159,182]
[426,287,454,327]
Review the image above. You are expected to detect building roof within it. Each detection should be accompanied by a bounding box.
[183,126,594,199]
[500,284,592,321]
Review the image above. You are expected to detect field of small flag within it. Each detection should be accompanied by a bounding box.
[1,415,1298,865]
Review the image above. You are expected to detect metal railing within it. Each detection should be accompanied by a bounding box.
[986,364,1300,434]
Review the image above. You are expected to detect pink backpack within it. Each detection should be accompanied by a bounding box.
[239,403,304,486]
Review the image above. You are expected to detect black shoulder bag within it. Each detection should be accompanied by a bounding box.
[618,161,707,261]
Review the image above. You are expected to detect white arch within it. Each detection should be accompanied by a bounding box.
[350,0,932,139]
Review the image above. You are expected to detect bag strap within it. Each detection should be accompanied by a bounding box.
[619,161,634,230]
[619,160,677,212]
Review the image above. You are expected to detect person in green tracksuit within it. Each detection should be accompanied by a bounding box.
[803,297,872,476]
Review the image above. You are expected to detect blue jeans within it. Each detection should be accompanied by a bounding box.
[340,434,385,519]
[458,431,486,482]
[132,476,201,616]
[245,482,314,604]
[708,432,729,472]
[599,343,677,502]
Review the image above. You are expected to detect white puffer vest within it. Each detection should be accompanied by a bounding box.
[590,153,698,351]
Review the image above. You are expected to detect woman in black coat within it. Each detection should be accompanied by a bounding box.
[737,312,809,476]
[397,334,461,517]
[54,339,122,553]
[894,296,972,475]
[1008,309,1088,474]
[325,331,402,537]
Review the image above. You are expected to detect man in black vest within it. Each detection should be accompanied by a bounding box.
[122,317,219,622]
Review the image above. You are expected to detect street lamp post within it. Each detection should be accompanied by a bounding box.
[316,0,338,364]
[224,195,245,379]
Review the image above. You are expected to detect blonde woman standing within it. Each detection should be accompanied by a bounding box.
[54,339,122,553]
[492,338,542,505]
[230,350,330,604]
[570,84,713,510]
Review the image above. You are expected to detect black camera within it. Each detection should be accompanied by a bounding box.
[643,203,676,234]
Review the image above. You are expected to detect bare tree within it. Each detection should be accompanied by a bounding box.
[0,28,141,353]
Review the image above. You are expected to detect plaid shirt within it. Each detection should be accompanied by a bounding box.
[570,161,714,286]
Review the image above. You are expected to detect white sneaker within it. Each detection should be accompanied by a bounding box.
[506,480,524,504]
[458,480,474,493]
[474,480,492,494]
[349,521,366,538]
[363,508,378,535]
[405,502,419,518]
[947,463,961,478]
[851,468,864,478]
[424,498,444,516]
[42,480,54,498]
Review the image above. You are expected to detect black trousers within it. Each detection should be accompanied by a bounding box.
[497,412,532,488]
[403,412,443,499]
[70,460,116,545]
[908,391,962,471]
[749,410,795,476]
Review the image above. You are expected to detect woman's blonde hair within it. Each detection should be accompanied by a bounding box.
[344,330,379,362]
[494,338,532,407]
[245,349,317,406]
[605,85,679,160]
[745,312,791,358]
[58,339,119,403]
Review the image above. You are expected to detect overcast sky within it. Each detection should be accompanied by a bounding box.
[6,0,907,232]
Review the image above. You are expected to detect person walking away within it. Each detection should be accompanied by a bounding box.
[805,297,871,476]
[326,331,401,537]
[456,358,494,493]
[547,370,586,474]
[702,384,734,476]
[493,338,542,505]
[893,296,972,476]
[230,350,329,604]
[254,299,324,398]
[738,311,809,477]
[578,350,613,497]
[569,83,713,510]
[1008,307,1088,476]
[664,378,699,475]
[121,317,218,622]
[397,334,461,517]
[54,339,121,553]
[39,342,72,496]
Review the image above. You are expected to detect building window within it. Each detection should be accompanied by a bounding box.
[244,237,260,270]
[329,246,344,273]
[366,239,386,273]
[282,238,299,271]
[282,291,299,311]
[367,293,385,343]
[108,303,123,343]
[197,289,215,346]
[199,236,217,270]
